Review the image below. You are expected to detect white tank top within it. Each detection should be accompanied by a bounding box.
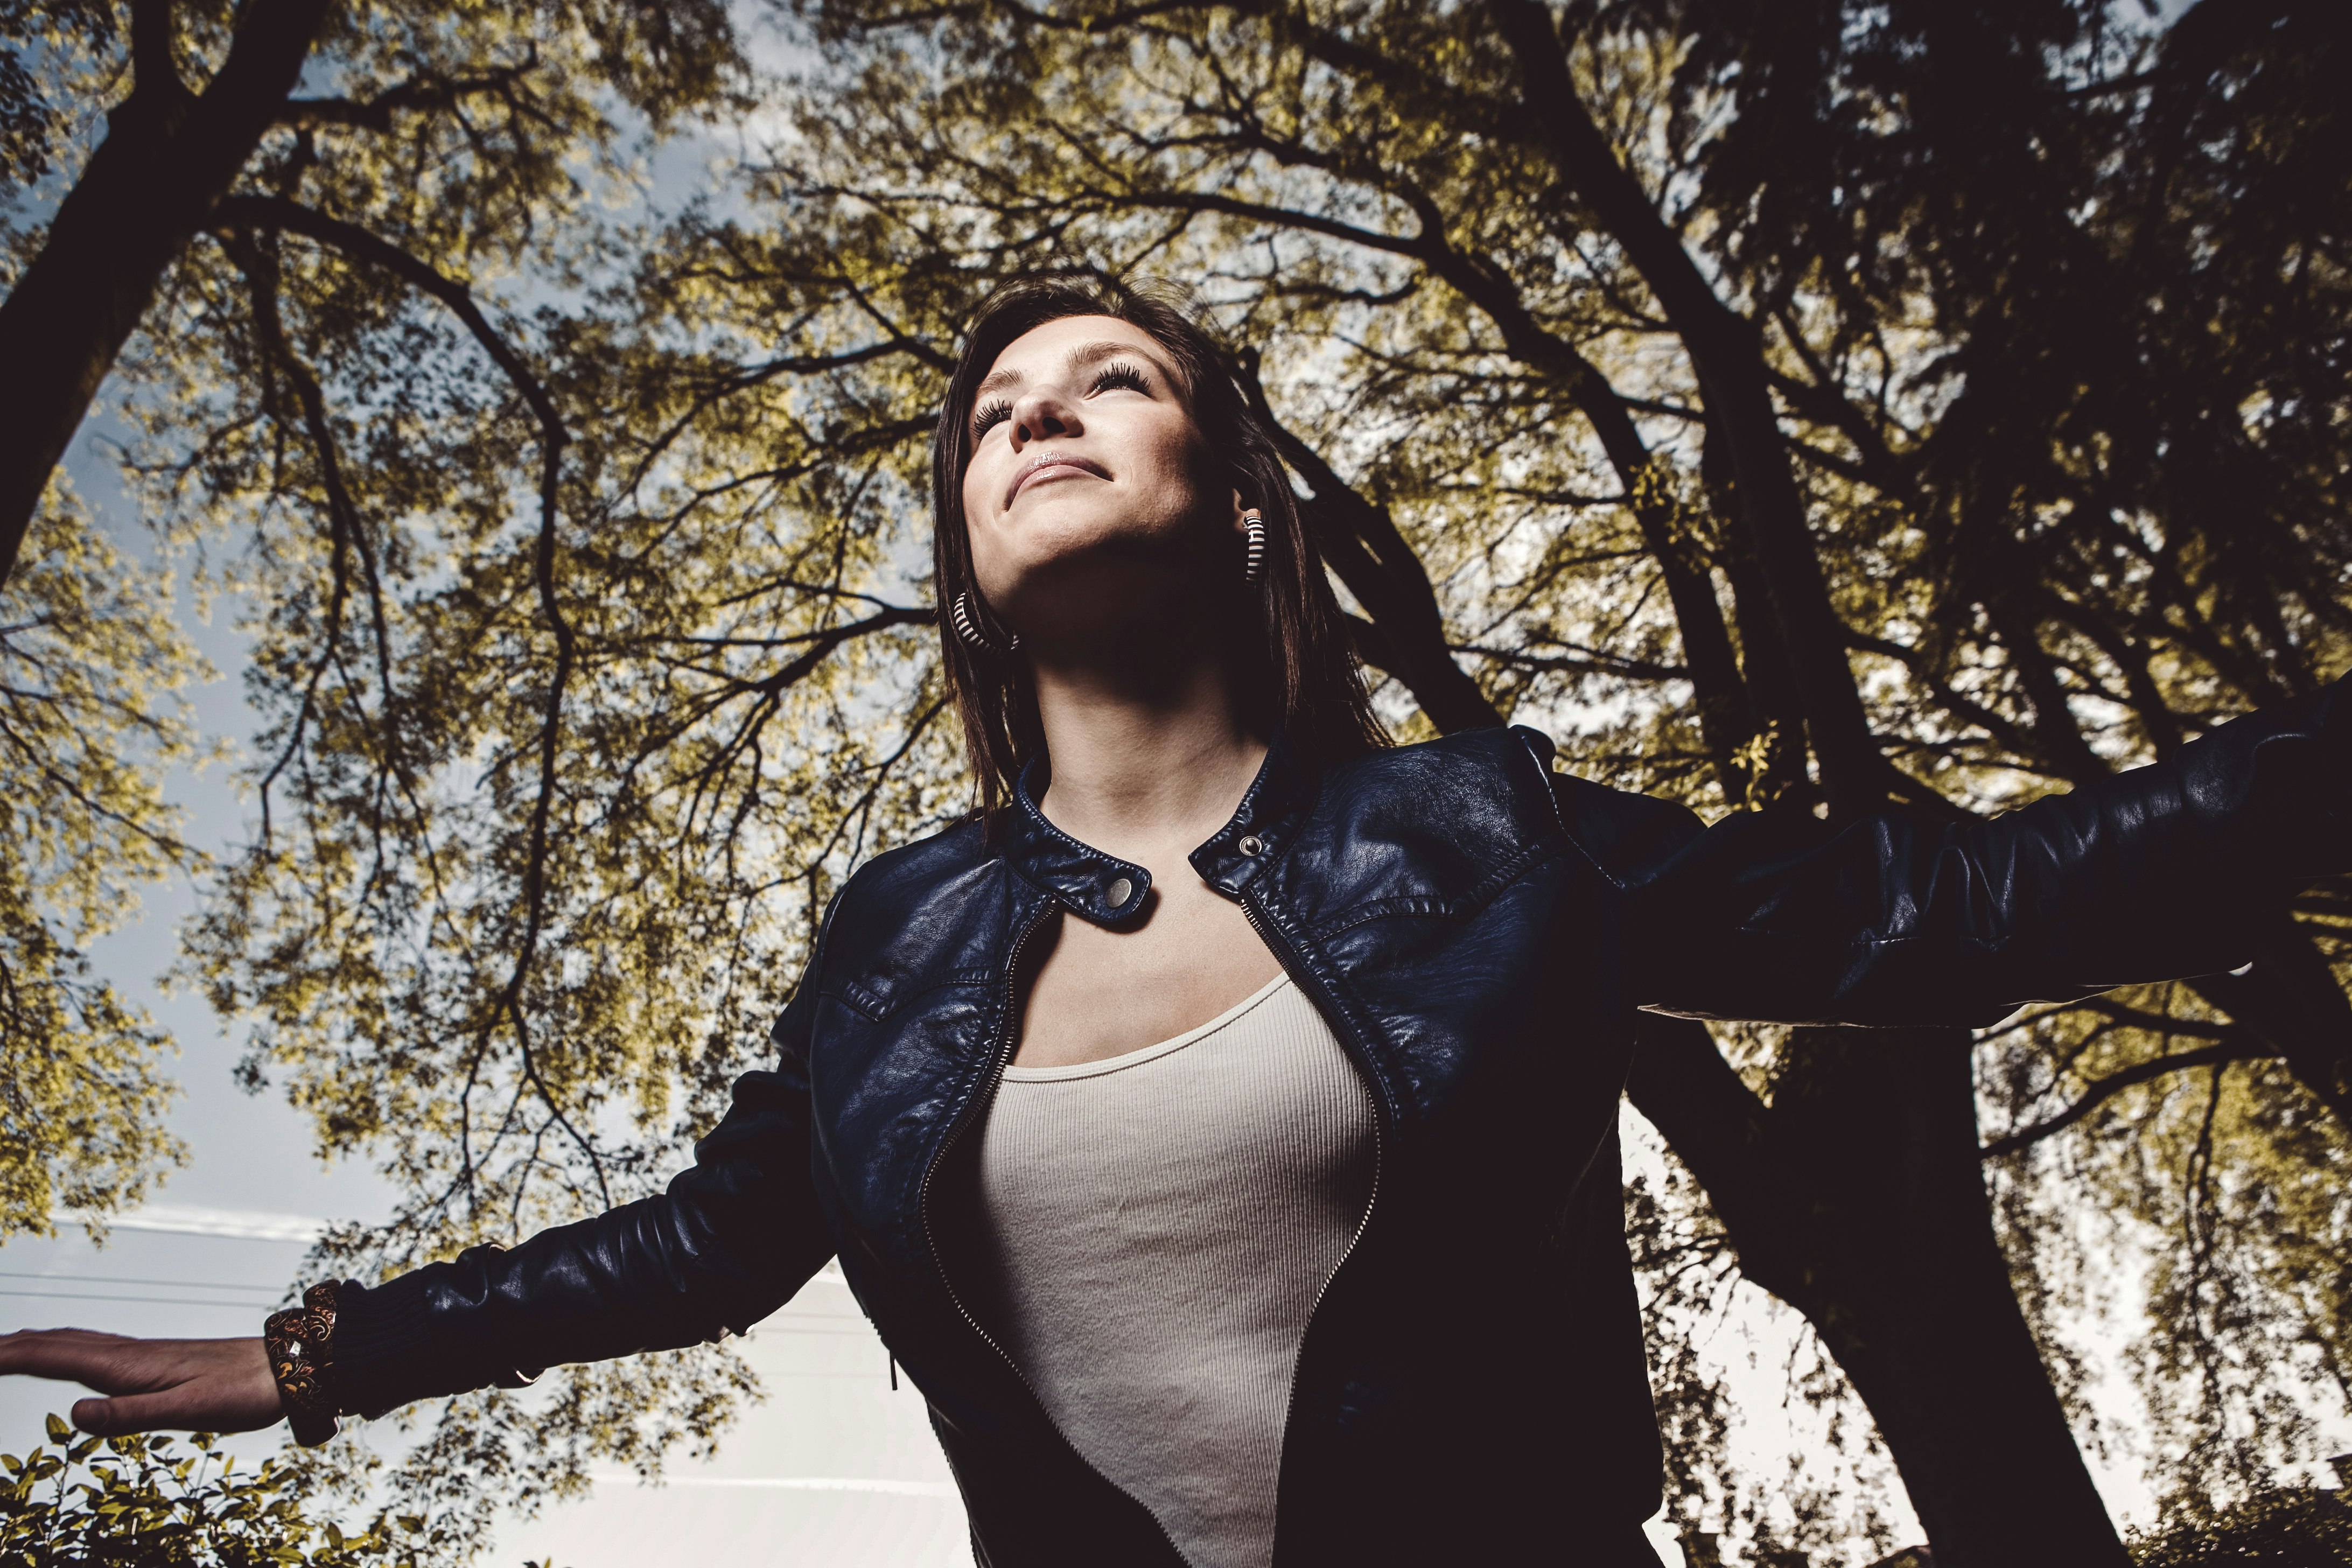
[971,973,1376,1568]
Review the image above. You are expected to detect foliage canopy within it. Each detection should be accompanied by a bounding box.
[1,0,2348,1560]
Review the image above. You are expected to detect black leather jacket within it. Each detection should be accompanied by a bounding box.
[334,682,2352,1566]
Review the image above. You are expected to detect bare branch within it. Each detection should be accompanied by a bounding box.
[212,194,564,438]
[1979,1038,2262,1160]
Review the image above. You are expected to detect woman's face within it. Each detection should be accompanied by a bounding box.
[959,313,1237,646]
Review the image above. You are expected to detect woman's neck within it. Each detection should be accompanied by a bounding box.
[1031,647,1266,860]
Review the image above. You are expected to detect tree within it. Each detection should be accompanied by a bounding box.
[8,0,2348,1560]
[726,0,2352,1556]
[0,0,752,1238]
[0,0,747,587]
[0,0,774,1542]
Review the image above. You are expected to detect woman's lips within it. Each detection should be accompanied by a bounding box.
[1005,453,1109,508]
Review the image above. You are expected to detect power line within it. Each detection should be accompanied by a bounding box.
[48,1207,327,1243]
[0,1289,271,1310]
[0,1270,280,1294]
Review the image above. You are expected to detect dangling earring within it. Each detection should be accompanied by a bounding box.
[952,591,1019,656]
[1241,510,1268,587]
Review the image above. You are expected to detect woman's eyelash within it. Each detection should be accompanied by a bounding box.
[972,362,1147,439]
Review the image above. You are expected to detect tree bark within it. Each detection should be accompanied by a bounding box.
[1629,1016,2132,1567]
[0,0,328,586]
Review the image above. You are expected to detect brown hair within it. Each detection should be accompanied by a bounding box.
[933,277,1387,814]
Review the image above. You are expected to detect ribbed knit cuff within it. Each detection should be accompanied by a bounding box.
[330,1269,437,1420]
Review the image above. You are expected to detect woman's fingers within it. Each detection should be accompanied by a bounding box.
[0,1330,283,1436]
[72,1372,283,1438]
[0,1328,144,1387]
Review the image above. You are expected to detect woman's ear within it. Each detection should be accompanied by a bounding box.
[1229,488,1249,537]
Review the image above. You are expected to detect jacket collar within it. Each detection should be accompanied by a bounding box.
[1000,730,1317,927]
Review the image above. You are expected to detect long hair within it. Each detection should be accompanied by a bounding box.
[933,277,1388,814]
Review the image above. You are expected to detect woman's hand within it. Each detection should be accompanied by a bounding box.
[0,1329,283,1436]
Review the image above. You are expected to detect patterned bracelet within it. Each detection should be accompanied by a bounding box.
[263,1282,341,1447]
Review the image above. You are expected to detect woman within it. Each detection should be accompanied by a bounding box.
[5,278,2348,1567]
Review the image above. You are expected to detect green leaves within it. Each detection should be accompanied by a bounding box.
[0,495,194,1237]
[2127,1484,2352,1565]
[0,1423,424,1566]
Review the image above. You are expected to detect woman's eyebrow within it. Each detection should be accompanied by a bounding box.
[1065,339,1158,376]
[972,339,1173,402]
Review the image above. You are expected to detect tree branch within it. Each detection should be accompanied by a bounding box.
[1459,641,1688,683]
[1978,1038,2260,1159]
[745,607,934,696]
[212,193,593,1203]
[0,0,329,584]
[275,60,537,132]
[212,194,564,437]
[127,0,187,110]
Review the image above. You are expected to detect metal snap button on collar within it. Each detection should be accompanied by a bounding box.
[1237,834,1264,857]
[1106,876,1134,907]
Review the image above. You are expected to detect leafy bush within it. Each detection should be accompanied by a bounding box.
[0,1415,423,1566]
[2130,1486,2352,1567]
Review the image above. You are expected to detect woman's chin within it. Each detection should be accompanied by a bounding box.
[989,541,1217,622]
[1009,590,1225,665]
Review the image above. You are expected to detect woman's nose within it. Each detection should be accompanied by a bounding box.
[1009,385,1082,449]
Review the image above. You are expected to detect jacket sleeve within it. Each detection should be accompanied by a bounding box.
[1567,676,2352,1027]
[331,934,841,1420]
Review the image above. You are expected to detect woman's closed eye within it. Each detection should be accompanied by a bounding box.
[971,362,1151,442]
[1089,361,1150,396]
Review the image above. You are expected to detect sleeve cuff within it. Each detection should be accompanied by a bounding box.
[331,1268,437,1420]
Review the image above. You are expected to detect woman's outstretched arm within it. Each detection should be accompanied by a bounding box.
[0,929,842,1439]
[1570,675,2352,1025]
[328,1050,836,1421]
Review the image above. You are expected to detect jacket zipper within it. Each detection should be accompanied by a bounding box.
[917,898,1187,1562]
[1240,888,1386,1558]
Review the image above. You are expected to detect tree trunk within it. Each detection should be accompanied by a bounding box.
[1488,0,1887,817]
[1474,10,2136,1555]
[1630,1016,2131,1567]
[0,0,326,586]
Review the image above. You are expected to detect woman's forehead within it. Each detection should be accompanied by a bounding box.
[981,314,1180,391]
